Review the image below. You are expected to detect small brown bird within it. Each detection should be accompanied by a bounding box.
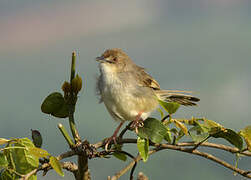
[96,48,199,149]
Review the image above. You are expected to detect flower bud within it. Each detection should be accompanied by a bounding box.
[71,74,82,94]
[61,81,71,94]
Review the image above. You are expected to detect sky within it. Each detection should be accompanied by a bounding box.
[0,0,250,179]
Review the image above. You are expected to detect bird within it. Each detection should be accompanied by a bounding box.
[96,48,199,149]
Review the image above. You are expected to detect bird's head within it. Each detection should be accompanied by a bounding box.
[96,48,133,73]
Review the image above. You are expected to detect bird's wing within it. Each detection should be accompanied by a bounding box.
[133,66,160,90]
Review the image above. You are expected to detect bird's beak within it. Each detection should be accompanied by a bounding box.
[96,56,104,62]
[96,56,112,63]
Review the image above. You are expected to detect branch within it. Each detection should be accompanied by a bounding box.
[19,138,251,180]
[68,51,89,180]
[20,161,78,180]
[110,150,137,180]
[110,154,141,180]
[93,138,251,179]
[110,149,158,180]
[69,51,81,144]
[155,145,251,178]
[110,143,251,179]
[93,138,251,157]
[19,150,76,180]
[177,142,251,156]
[119,122,133,139]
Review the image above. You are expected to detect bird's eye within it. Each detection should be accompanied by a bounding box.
[113,57,117,62]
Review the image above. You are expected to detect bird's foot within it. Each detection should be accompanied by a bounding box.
[104,135,117,151]
[130,118,144,134]
[104,122,124,151]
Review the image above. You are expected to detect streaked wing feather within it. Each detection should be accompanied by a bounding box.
[134,66,160,90]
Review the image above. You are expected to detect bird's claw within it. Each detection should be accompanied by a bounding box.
[130,119,144,134]
[105,136,117,151]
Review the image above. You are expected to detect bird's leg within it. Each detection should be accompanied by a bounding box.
[105,121,124,151]
[130,112,144,134]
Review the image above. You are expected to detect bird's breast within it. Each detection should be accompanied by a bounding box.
[99,66,158,121]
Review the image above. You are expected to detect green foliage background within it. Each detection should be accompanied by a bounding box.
[0,0,250,179]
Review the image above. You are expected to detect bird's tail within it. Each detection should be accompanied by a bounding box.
[155,90,200,106]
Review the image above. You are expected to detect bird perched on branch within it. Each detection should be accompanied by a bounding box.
[96,48,199,150]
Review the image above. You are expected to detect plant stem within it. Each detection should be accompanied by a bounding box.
[68,51,89,180]
[58,123,75,148]
[69,51,81,144]
[71,51,76,82]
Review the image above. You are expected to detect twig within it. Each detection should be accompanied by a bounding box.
[130,157,137,180]
[155,145,251,178]
[93,138,251,157]
[69,51,81,144]
[20,161,78,180]
[58,123,75,148]
[20,138,251,180]
[110,142,251,179]
[111,154,141,180]
[113,150,137,180]
[20,150,76,180]
[110,149,159,180]
[58,150,76,160]
[188,135,211,151]
[94,138,251,179]
[68,51,89,180]
[161,114,169,122]
[104,149,138,180]
[177,142,251,156]
[119,122,133,139]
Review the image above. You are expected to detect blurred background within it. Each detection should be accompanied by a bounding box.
[0,0,250,179]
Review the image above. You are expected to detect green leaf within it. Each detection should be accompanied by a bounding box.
[0,169,15,180]
[0,138,9,145]
[12,138,39,174]
[189,126,210,143]
[158,100,180,114]
[51,102,69,118]
[49,156,64,177]
[1,138,39,178]
[173,120,188,135]
[157,108,164,119]
[170,128,179,135]
[138,118,168,143]
[213,129,243,150]
[0,153,8,168]
[17,138,36,148]
[137,137,149,162]
[31,130,42,148]
[204,119,224,135]
[175,130,185,143]
[194,121,210,133]
[41,92,65,115]
[239,125,251,151]
[27,147,50,158]
[164,129,172,144]
[112,145,127,162]
[113,152,127,162]
[14,138,39,167]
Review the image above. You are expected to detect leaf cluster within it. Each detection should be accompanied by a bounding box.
[133,100,250,162]
[0,138,63,179]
